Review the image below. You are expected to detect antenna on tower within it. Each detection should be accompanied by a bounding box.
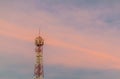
[39,27,40,36]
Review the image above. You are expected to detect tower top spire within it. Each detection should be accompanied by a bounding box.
[39,27,40,36]
[35,28,44,47]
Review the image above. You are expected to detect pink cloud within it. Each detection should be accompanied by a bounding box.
[45,36,120,69]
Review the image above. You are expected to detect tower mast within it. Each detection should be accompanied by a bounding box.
[34,32,44,79]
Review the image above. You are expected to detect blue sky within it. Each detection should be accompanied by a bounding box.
[0,0,120,79]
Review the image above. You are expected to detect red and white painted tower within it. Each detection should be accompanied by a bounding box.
[34,34,44,79]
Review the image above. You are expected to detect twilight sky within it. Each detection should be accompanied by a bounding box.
[0,0,120,79]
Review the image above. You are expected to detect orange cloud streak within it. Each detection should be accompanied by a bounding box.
[0,13,120,69]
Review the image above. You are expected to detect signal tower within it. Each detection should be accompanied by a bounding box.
[34,33,44,79]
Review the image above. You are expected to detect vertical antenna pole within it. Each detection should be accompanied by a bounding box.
[39,27,40,36]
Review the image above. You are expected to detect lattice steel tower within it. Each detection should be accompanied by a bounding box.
[33,34,44,79]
